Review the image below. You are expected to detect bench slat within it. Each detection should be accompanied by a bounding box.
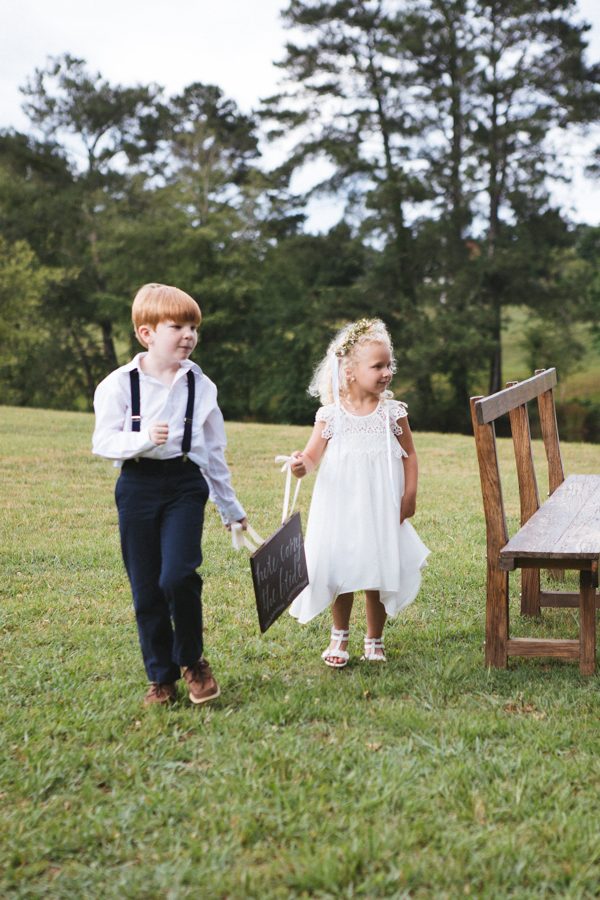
[474,369,557,424]
[506,638,580,659]
[500,475,600,561]
[539,591,600,608]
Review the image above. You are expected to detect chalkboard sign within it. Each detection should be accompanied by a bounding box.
[250,511,309,633]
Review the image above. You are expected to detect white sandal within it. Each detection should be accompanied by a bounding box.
[361,635,386,662]
[322,628,350,668]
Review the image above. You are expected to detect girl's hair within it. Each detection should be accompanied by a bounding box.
[132,283,201,347]
[308,318,396,404]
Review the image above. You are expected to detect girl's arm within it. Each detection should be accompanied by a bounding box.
[397,416,418,523]
[290,422,329,478]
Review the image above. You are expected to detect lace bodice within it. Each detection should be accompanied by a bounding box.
[315,400,408,458]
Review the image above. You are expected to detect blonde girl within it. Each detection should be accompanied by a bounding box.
[289,318,429,666]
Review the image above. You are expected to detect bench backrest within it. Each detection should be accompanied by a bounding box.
[470,368,565,560]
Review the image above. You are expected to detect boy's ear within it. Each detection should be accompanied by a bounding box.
[137,323,154,347]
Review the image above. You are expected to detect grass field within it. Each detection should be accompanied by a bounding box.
[1,406,600,899]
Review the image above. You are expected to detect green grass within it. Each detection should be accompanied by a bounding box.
[1,406,599,899]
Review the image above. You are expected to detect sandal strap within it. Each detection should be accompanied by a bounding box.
[362,635,386,661]
[323,627,350,663]
[331,628,349,640]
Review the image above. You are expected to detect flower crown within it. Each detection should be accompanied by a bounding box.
[334,318,378,358]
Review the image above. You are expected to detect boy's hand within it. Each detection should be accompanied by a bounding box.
[290,451,308,478]
[226,517,248,532]
[400,494,416,524]
[150,422,169,445]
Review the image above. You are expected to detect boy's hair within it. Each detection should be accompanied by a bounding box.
[309,318,396,404]
[132,283,202,347]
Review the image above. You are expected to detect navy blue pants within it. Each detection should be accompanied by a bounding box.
[115,459,210,684]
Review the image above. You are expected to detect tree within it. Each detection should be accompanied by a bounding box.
[0,235,68,405]
[0,131,109,404]
[250,222,370,422]
[452,0,600,391]
[267,0,600,422]
[166,83,260,224]
[20,54,166,371]
[263,0,437,409]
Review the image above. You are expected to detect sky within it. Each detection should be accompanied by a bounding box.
[2,0,600,229]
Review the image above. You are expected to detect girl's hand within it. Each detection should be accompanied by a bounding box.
[226,517,248,532]
[290,451,308,478]
[150,422,169,445]
[400,495,416,523]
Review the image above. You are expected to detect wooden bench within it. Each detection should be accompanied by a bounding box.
[470,369,600,675]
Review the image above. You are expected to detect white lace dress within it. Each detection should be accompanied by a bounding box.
[289,400,430,624]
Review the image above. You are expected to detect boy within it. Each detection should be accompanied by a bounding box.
[93,283,247,707]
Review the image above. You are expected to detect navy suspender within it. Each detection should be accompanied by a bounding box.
[129,368,195,456]
[130,370,141,431]
[182,371,195,456]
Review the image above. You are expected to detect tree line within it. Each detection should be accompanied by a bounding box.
[1,0,599,433]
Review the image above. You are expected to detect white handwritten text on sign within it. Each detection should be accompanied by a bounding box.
[250,512,309,632]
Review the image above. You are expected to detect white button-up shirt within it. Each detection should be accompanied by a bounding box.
[92,354,246,524]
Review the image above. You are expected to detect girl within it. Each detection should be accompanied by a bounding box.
[289,318,429,666]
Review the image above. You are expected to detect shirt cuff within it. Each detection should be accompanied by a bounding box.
[216,499,246,525]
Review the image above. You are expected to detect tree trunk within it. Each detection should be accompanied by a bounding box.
[486,15,503,395]
[70,327,98,405]
[488,299,502,395]
[364,31,416,305]
[101,319,118,370]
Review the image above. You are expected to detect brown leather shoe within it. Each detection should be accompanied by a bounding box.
[143,682,177,706]
[182,658,220,705]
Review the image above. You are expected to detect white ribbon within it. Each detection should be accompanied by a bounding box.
[385,400,400,510]
[274,455,302,524]
[231,453,302,552]
[330,353,343,476]
[231,522,264,552]
[330,351,340,407]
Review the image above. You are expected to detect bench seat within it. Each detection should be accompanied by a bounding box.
[498,474,600,675]
[500,475,600,569]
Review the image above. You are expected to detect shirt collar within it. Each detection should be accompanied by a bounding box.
[122,353,203,377]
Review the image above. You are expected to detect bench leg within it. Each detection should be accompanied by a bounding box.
[579,569,596,676]
[486,563,509,668]
[520,568,541,616]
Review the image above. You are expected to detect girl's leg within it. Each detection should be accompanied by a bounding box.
[324,592,353,665]
[365,590,387,659]
[332,592,354,631]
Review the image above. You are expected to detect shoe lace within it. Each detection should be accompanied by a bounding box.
[187,659,210,684]
[149,683,170,699]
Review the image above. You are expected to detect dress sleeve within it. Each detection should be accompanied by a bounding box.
[315,405,335,439]
[387,399,408,436]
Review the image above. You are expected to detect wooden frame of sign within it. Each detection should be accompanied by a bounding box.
[250,511,309,633]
